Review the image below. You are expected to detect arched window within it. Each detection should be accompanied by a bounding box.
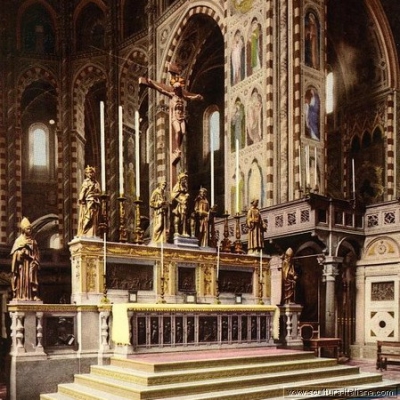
[28,122,53,179]
[326,71,334,114]
[203,106,220,159]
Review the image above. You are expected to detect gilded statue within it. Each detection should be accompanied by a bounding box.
[246,199,267,254]
[149,181,168,243]
[77,165,101,237]
[281,247,297,304]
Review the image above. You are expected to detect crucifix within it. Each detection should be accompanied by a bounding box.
[139,63,203,184]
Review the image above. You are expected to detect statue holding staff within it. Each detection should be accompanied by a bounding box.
[11,217,41,301]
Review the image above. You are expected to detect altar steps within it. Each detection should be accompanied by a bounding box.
[40,349,400,400]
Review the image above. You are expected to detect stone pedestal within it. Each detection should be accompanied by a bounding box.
[279,303,303,348]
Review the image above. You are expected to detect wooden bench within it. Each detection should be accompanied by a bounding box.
[376,340,400,370]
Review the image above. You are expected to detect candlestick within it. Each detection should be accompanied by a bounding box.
[100,101,106,191]
[235,138,239,213]
[352,158,356,196]
[135,110,140,198]
[118,106,124,196]
[314,147,317,188]
[259,249,263,277]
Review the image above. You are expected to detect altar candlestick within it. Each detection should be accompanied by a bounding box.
[100,101,106,191]
[118,106,124,196]
[352,158,356,196]
[235,138,239,213]
[135,111,140,198]
[260,249,263,277]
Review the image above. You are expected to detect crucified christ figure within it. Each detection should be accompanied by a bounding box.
[139,63,203,165]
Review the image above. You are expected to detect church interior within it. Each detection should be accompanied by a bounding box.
[1,0,400,398]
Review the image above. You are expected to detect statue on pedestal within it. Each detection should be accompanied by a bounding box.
[194,187,210,247]
[77,166,101,237]
[246,199,266,254]
[171,172,189,237]
[10,217,41,301]
[149,181,168,243]
[281,247,297,304]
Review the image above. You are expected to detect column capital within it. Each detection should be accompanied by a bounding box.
[318,256,343,281]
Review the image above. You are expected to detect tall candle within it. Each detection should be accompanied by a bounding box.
[161,240,164,277]
[305,145,310,186]
[314,147,317,188]
[299,147,302,188]
[118,106,124,196]
[259,249,263,277]
[216,244,220,278]
[135,111,140,198]
[210,129,215,206]
[100,101,106,191]
[352,158,356,195]
[235,138,239,213]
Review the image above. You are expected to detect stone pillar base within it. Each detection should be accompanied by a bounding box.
[278,303,303,348]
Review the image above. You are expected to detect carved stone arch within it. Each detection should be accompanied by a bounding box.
[365,0,400,88]
[335,236,361,259]
[16,0,58,52]
[16,66,59,124]
[120,49,148,127]
[295,241,324,257]
[72,64,107,133]
[158,4,225,86]
[364,235,400,261]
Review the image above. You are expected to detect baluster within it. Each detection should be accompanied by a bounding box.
[36,312,44,352]
[99,311,110,350]
[10,312,25,354]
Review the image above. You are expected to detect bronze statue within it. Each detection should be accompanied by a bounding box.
[246,199,267,254]
[171,171,190,236]
[281,247,297,304]
[139,63,203,164]
[149,181,168,243]
[194,187,210,247]
[77,165,101,237]
[10,217,41,301]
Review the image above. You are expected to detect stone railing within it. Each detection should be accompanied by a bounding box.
[215,194,365,244]
[6,302,279,399]
[111,303,280,354]
[364,200,400,235]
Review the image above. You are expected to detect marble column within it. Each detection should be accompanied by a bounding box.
[321,256,342,337]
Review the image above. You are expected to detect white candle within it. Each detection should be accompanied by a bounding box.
[210,129,215,206]
[135,111,140,198]
[118,106,124,196]
[236,138,239,213]
[352,158,356,195]
[217,244,220,278]
[100,101,106,191]
[161,240,164,277]
[305,145,310,186]
[299,147,302,188]
[314,147,317,188]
